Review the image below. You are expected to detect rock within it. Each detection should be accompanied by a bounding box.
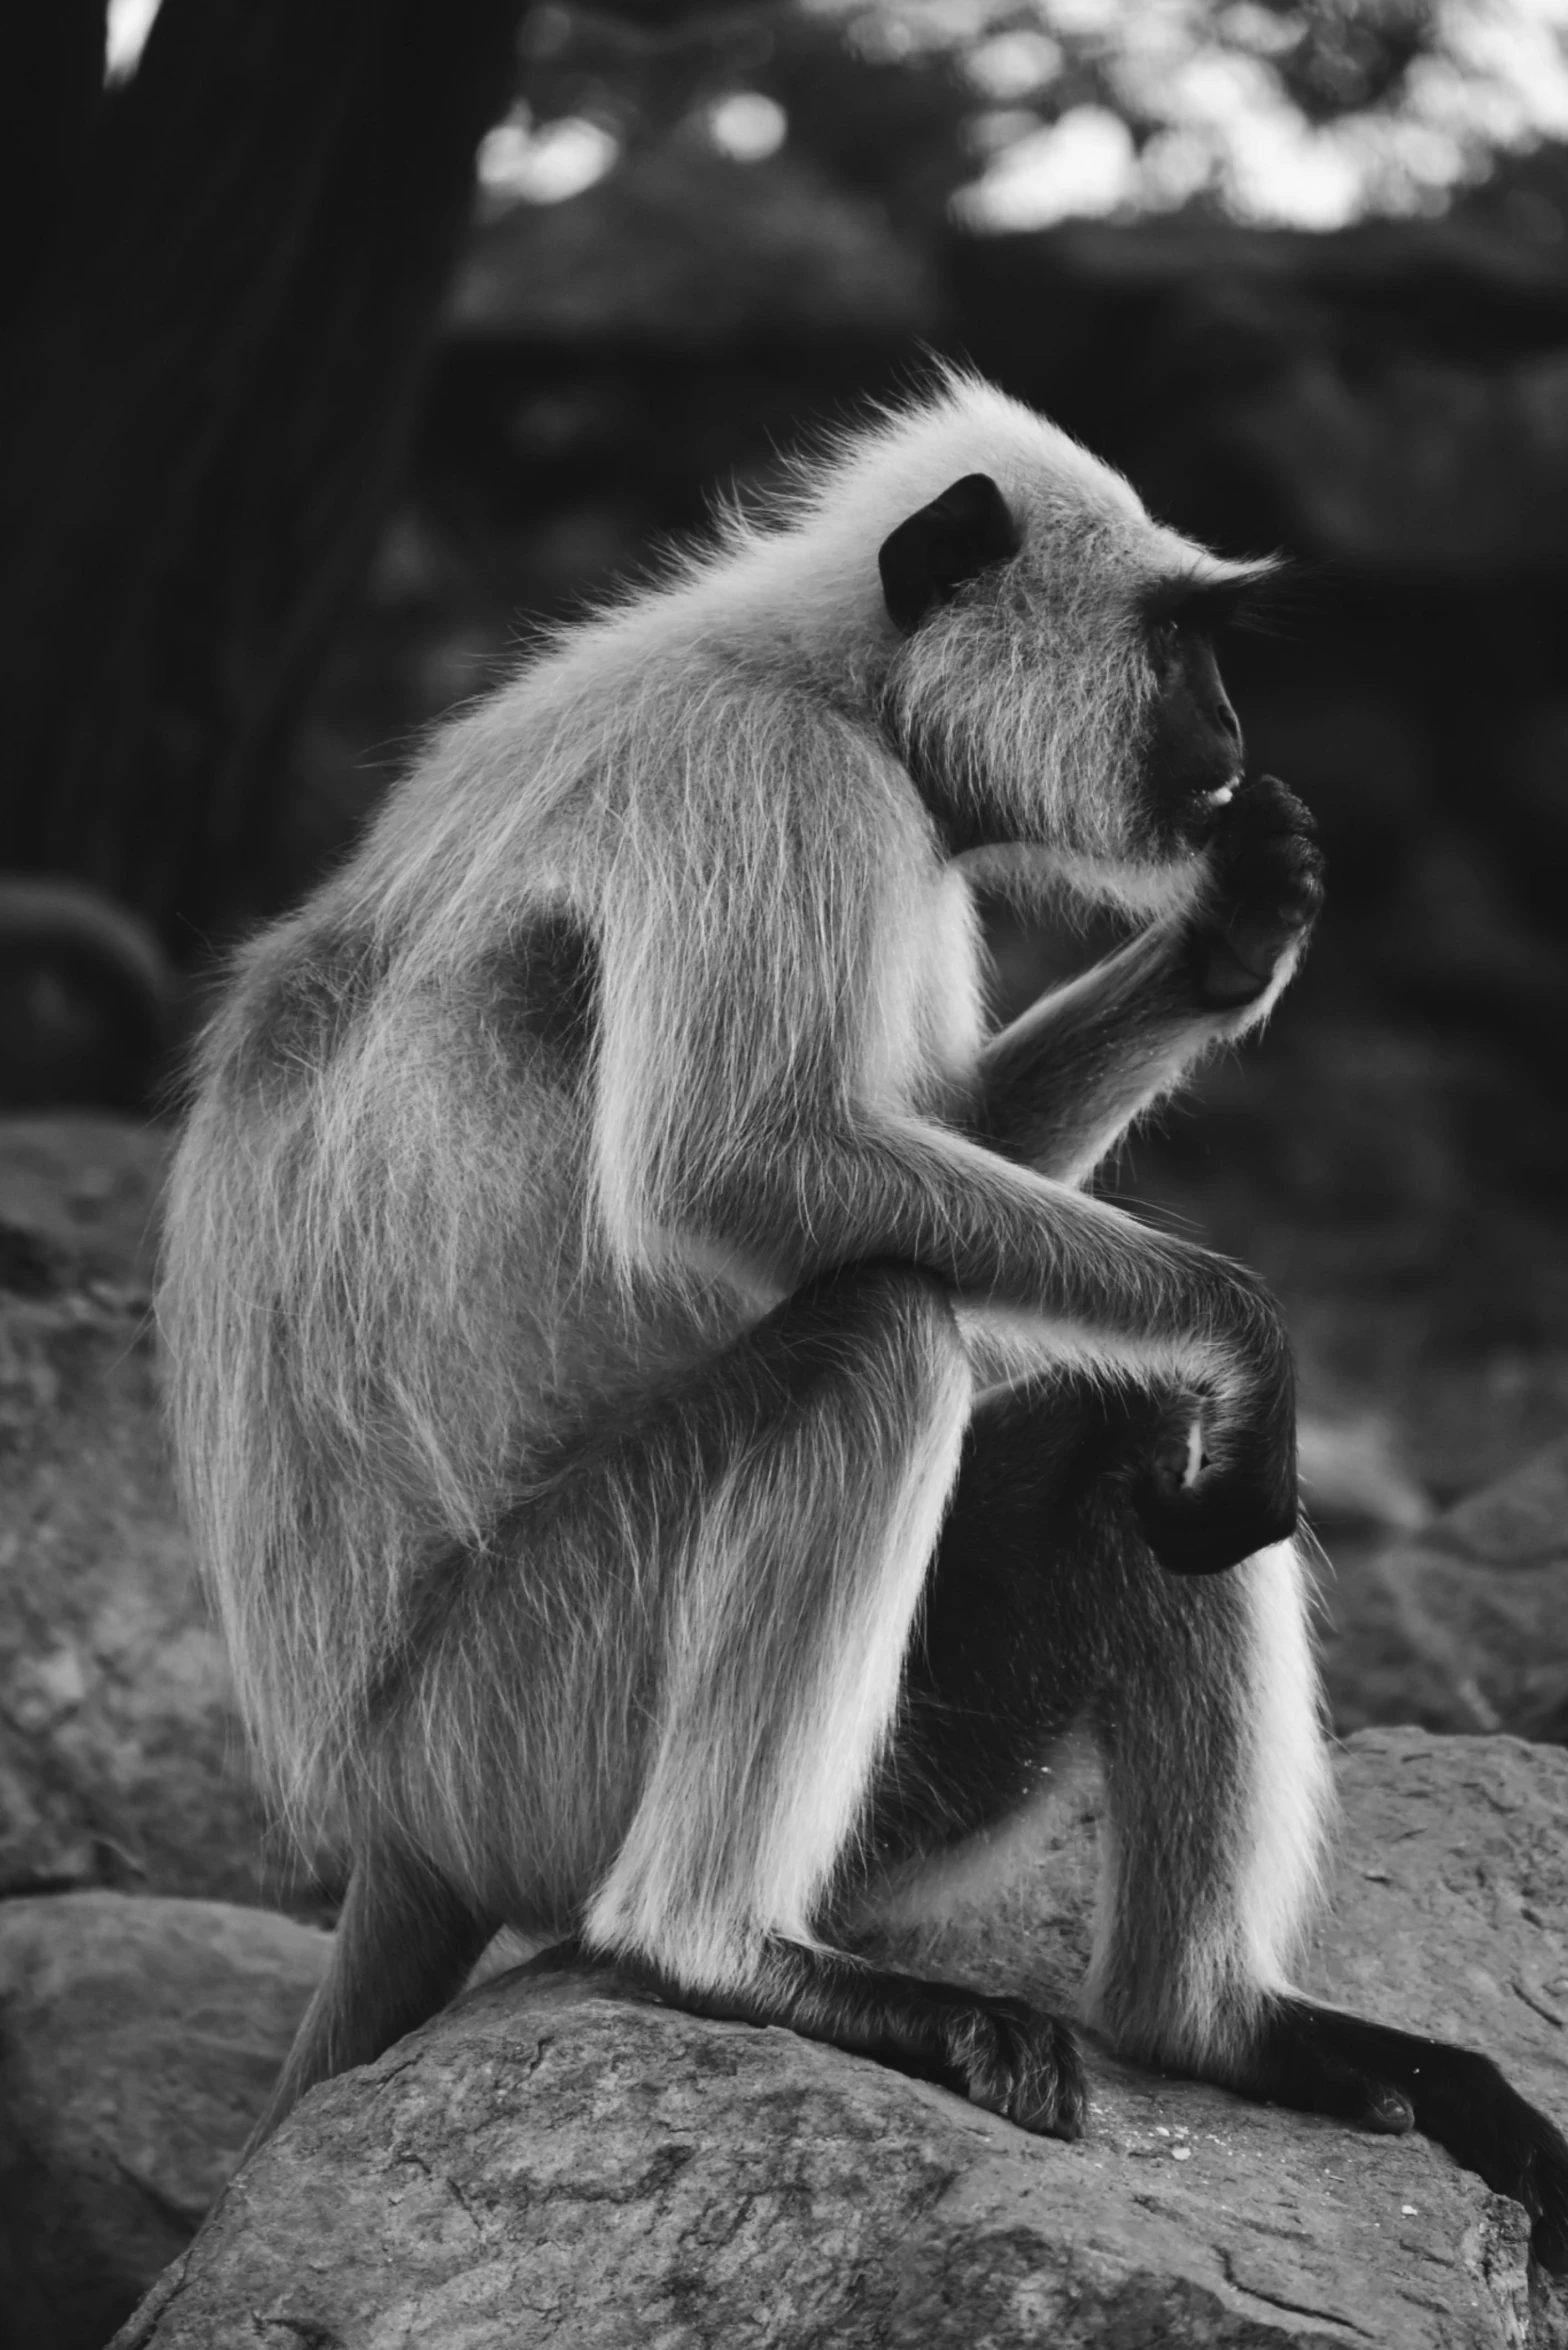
[0,1891,328,2350]
[114,1731,1568,2349]
[1297,1409,1431,1535]
[0,1115,313,1908]
[0,886,174,1113]
[1337,1438,1568,1739]
[0,1111,170,1285]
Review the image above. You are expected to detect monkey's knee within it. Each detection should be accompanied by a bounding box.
[737,1257,968,1463]
[554,1259,975,1985]
[1069,1371,1300,1583]
[1085,1537,1329,2070]
[778,1256,960,1364]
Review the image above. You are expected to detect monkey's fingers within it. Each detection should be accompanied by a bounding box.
[1195,775,1325,1008]
[1134,1459,1298,1578]
[1212,771,1319,849]
[1202,872,1324,1002]
[1149,1403,1206,1497]
[1197,930,1293,1008]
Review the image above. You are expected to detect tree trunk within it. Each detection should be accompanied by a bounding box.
[0,0,523,952]
[0,3,107,312]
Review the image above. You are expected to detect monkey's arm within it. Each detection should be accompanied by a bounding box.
[625,1103,1292,1577]
[691,1113,1272,1370]
[970,920,1214,1187]
[972,777,1323,1186]
[595,722,1297,1573]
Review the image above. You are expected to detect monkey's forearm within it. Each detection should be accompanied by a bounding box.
[970,777,1322,1186]
[675,1117,1281,1399]
[970,922,1217,1185]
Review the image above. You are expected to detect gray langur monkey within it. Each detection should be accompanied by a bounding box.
[160,372,1568,2260]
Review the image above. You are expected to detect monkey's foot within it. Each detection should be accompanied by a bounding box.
[1235,1997,1568,2274]
[625,1940,1087,2140]
[931,1983,1087,2135]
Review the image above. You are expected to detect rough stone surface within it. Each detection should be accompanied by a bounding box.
[0,1891,329,2350]
[114,1732,1568,2349]
[0,1113,170,1286]
[0,1115,318,1909]
[1331,1439,1568,1740]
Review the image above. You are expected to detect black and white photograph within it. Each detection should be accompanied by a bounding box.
[5,3,1568,2344]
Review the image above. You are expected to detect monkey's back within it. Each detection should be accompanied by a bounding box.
[159,456,1002,1833]
[160,826,751,1830]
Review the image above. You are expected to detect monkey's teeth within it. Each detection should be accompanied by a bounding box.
[1205,779,1241,809]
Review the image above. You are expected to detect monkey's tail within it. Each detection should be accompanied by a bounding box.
[245,1843,494,2158]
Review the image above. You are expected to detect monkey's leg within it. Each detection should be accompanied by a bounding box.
[246,1840,492,2152]
[304,1264,1080,2142]
[572,1262,1081,2134]
[1091,1518,1568,2269]
[883,1383,1568,2270]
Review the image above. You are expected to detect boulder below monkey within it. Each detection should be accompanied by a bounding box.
[104,1731,1568,2350]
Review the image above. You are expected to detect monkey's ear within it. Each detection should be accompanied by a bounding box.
[878,474,1022,634]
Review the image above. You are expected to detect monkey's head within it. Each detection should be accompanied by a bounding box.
[859,375,1275,910]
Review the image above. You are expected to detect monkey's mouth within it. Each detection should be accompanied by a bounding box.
[1168,771,1244,852]
[1183,772,1244,837]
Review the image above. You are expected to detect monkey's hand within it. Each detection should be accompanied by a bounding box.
[1189,775,1323,1013]
[1133,1274,1299,1576]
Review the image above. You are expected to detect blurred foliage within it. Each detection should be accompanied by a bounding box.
[1263,0,1434,122]
[488,0,1568,233]
[501,1,976,230]
[1455,129,1568,247]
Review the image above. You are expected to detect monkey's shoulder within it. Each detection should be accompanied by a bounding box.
[211,914,391,1092]
[216,902,601,1091]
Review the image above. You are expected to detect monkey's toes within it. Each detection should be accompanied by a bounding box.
[1353,2078,1414,2134]
[946,1995,1087,2140]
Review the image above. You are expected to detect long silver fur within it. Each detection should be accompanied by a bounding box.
[160,369,1327,2078]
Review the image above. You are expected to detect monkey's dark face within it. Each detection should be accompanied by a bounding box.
[1138,611,1246,856]
[876,464,1274,892]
